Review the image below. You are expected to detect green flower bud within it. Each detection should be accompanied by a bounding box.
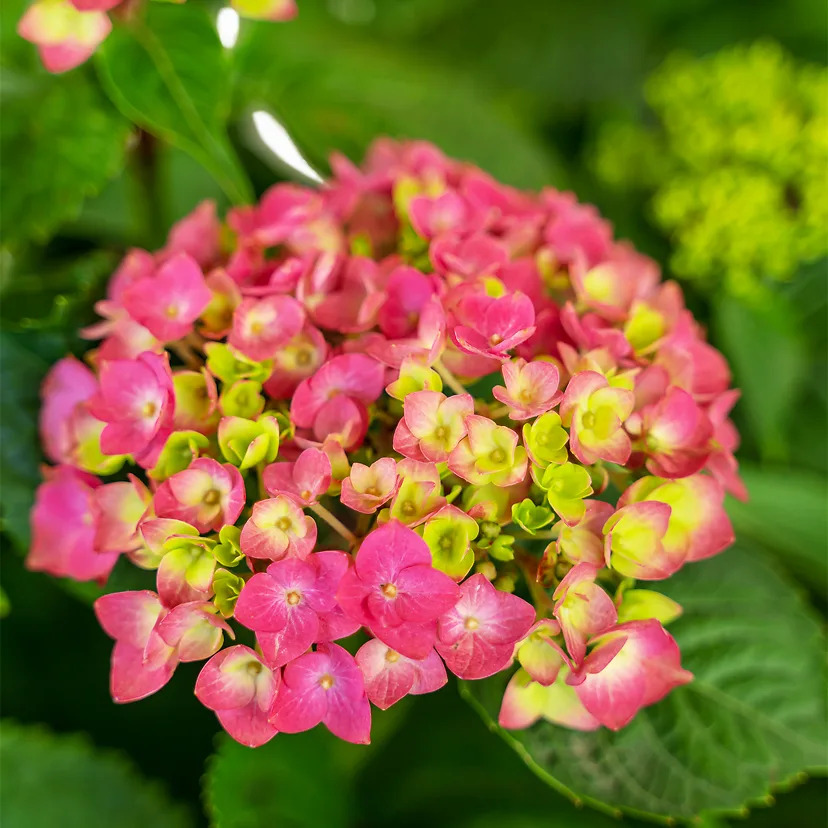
[220,379,265,419]
[511,498,554,534]
[217,414,280,470]
[523,412,568,467]
[617,589,683,625]
[205,342,272,384]
[149,430,210,481]
[489,534,515,562]
[213,568,245,618]
[213,524,244,567]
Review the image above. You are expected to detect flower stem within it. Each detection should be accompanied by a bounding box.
[434,360,468,396]
[310,502,358,548]
[487,403,511,420]
[511,527,561,541]
[515,550,554,615]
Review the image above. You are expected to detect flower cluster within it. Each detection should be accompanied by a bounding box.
[29,138,743,746]
[17,0,297,74]
[593,41,828,300]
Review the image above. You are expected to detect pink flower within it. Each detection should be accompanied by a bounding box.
[263,325,328,400]
[291,353,385,428]
[452,292,536,361]
[270,642,372,744]
[228,295,305,361]
[603,501,681,581]
[155,601,233,662]
[492,358,561,420]
[159,201,221,268]
[552,563,617,664]
[239,495,318,561]
[337,521,460,659]
[430,233,508,281]
[447,415,528,488]
[560,370,634,466]
[393,390,473,462]
[195,645,280,747]
[28,466,118,582]
[94,591,179,703]
[88,351,175,467]
[154,458,244,533]
[435,573,535,679]
[123,254,212,343]
[340,457,399,514]
[568,619,692,730]
[234,551,350,666]
[409,191,484,239]
[378,266,439,339]
[555,500,615,567]
[39,356,98,465]
[355,638,447,710]
[629,386,713,479]
[18,0,111,73]
[263,447,332,507]
[93,476,152,555]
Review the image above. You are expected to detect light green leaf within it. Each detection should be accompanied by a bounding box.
[0,67,130,249]
[0,721,192,828]
[727,464,828,590]
[96,4,252,205]
[461,546,827,822]
[713,294,808,462]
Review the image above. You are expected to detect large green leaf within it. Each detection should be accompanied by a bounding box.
[232,20,560,189]
[0,721,192,828]
[96,4,252,205]
[462,546,827,822]
[713,294,808,463]
[727,464,828,591]
[0,67,130,249]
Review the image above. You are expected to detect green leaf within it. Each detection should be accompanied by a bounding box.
[96,4,252,205]
[713,293,808,462]
[0,330,66,551]
[461,546,827,822]
[727,464,828,591]
[0,67,130,249]
[203,703,408,828]
[0,721,192,828]
[233,22,560,189]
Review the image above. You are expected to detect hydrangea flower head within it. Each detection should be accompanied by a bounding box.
[27,138,743,750]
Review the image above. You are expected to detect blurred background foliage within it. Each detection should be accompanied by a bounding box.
[0,0,826,825]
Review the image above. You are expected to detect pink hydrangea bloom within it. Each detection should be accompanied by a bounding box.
[195,645,280,747]
[435,574,535,679]
[337,521,460,659]
[270,642,372,744]
[28,138,745,746]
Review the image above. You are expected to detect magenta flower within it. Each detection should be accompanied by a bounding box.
[568,619,692,730]
[122,253,211,343]
[393,390,473,462]
[239,495,318,561]
[337,521,460,659]
[154,457,244,533]
[228,295,305,361]
[94,591,178,703]
[234,551,349,666]
[409,191,484,239]
[378,266,439,339]
[340,457,399,514]
[355,638,447,710]
[452,291,536,361]
[93,477,152,556]
[28,466,118,582]
[435,573,535,679]
[270,642,372,744]
[159,201,221,269]
[195,645,280,747]
[492,358,561,420]
[430,233,508,280]
[88,351,175,467]
[263,447,332,506]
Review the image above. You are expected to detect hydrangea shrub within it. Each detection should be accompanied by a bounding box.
[594,41,828,300]
[28,139,744,748]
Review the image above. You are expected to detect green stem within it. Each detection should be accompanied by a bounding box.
[434,360,468,396]
[515,550,554,615]
[310,502,358,549]
[131,129,164,246]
